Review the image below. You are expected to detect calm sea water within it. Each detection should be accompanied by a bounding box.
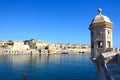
[0,53,98,80]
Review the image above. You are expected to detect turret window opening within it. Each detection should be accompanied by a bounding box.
[98,41,103,48]
[108,30,110,34]
[107,41,111,48]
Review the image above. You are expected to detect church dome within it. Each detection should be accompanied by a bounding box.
[91,8,112,24]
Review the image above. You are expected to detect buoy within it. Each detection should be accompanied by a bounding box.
[23,70,27,77]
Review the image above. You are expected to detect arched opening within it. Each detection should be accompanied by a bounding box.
[98,41,103,48]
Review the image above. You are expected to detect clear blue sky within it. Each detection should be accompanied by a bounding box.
[0,0,120,47]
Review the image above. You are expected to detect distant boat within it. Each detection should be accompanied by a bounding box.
[62,50,69,54]
[82,52,84,54]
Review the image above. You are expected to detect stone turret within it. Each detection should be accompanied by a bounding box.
[89,8,113,60]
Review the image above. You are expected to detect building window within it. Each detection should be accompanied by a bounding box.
[107,41,111,48]
[98,41,103,48]
[108,30,110,34]
[45,46,49,49]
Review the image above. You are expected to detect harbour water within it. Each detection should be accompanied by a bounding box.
[0,53,98,80]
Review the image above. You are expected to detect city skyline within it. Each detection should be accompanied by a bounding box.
[0,0,120,47]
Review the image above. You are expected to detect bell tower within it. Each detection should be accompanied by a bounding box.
[89,8,113,60]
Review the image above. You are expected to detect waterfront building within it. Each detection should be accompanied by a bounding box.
[0,39,91,54]
[89,8,113,59]
[11,41,29,51]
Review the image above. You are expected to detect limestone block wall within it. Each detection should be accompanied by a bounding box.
[66,48,90,53]
[36,43,49,50]
[48,45,57,53]
[12,42,29,51]
[113,48,119,53]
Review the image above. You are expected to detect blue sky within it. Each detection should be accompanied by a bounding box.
[0,0,120,47]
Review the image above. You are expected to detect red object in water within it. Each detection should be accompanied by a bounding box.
[23,70,27,77]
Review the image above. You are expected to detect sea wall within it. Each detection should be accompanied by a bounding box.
[98,52,120,80]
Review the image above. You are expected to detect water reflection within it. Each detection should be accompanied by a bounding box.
[0,54,98,80]
[0,55,61,64]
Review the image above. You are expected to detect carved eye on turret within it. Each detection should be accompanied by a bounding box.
[99,31,102,35]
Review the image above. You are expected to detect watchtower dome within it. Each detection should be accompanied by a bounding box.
[89,8,113,59]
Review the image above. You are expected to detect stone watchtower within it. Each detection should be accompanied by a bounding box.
[89,8,113,60]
